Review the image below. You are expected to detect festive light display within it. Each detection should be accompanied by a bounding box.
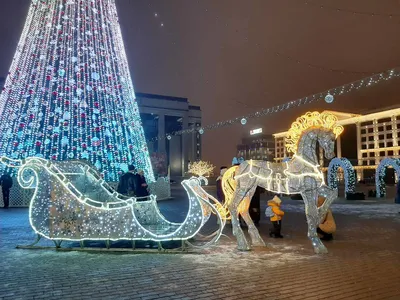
[375,158,400,198]
[0,0,154,182]
[188,161,215,177]
[221,112,342,254]
[285,111,344,154]
[0,156,224,248]
[149,67,399,142]
[327,158,356,193]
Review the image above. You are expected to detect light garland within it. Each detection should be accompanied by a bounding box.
[327,158,356,193]
[149,67,400,142]
[0,156,224,246]
[220,111,342,253]
[0,0,154,182]
[375,158,400,198]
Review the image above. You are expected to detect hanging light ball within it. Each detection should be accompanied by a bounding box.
[166,135,172,140]
[241,118,247,125]
[199,128,204,135]
[325,93,334,104]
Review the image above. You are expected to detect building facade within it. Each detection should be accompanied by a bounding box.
[273,107,400,181]
[136,93,202,177]
[237,131,275,161]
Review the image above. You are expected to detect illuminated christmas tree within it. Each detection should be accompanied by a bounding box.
[0,0,154,182]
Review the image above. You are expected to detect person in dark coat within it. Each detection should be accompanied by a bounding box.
[216,166,228,203]
[0,172,13,208]
[395,180,400,204]
[135,170,149,199]
[249,186,263,226]
[117,165,137,196]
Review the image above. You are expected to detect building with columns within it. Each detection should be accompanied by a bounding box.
[273,107,400,181]
[136,93,202,178]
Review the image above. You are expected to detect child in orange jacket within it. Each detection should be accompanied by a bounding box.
[266,195,285,238]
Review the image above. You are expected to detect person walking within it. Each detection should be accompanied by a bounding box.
[249,186,263,226]
[317,196,336,241]
[395,180,400,204]
[0,172,13,208]
[135,170,149,199]
[117,165,137,197]
[216,166,228,203]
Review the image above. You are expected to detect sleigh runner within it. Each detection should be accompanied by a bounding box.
[0,157,224,251]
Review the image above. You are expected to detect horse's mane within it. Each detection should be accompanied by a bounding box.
[285,111,344,154]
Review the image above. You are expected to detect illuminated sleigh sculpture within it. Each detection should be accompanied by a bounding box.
[0,157,224,251]
[222,112,344,254]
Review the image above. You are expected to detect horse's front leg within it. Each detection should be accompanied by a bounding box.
[317,184,338,223]
[302,189,328,254]
[229,189,251,251]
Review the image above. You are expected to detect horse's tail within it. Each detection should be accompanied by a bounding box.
[221,166,240,219]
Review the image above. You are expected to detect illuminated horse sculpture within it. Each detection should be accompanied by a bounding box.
[222,112,344,254]
[0,157,224,250]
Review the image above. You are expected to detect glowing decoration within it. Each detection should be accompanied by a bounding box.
[188,160,215,177]
[285,111,344,154]
[221,111,343,254]
[199,128,204,135]
[325,93,334,103]
[0,156,224,249]
[375,158,400,198]
[241,118,247,125]
[148,67,399,142]
[327,158,356,193]
[167,135,172,140]
[250,128,263,135]
[0,0,154,182]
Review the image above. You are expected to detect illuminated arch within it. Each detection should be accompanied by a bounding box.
[375,158,400,198]
[327,158,356,193]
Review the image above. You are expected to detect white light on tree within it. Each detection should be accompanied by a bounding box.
[188,160,215,177]
[0,0,154,182]
[241,118,247,125]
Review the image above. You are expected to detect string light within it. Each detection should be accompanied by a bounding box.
[375,158,400,198]
[0,0,154,182]
[0,156,224,245]
[327,158,356,193]
[149,67,400,142]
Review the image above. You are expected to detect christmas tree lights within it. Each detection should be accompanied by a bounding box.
[0,0,154,182]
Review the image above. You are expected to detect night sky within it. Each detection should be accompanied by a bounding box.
[1,0,400,167]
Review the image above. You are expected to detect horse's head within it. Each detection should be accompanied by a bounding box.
[317,129,336,159]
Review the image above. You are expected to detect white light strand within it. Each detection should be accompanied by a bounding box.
[150,67,400,142]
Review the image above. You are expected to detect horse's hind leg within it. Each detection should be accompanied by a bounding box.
[302,190,328,254]
[229,190,251,251]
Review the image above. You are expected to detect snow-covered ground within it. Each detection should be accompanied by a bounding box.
[283,203,400,220]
